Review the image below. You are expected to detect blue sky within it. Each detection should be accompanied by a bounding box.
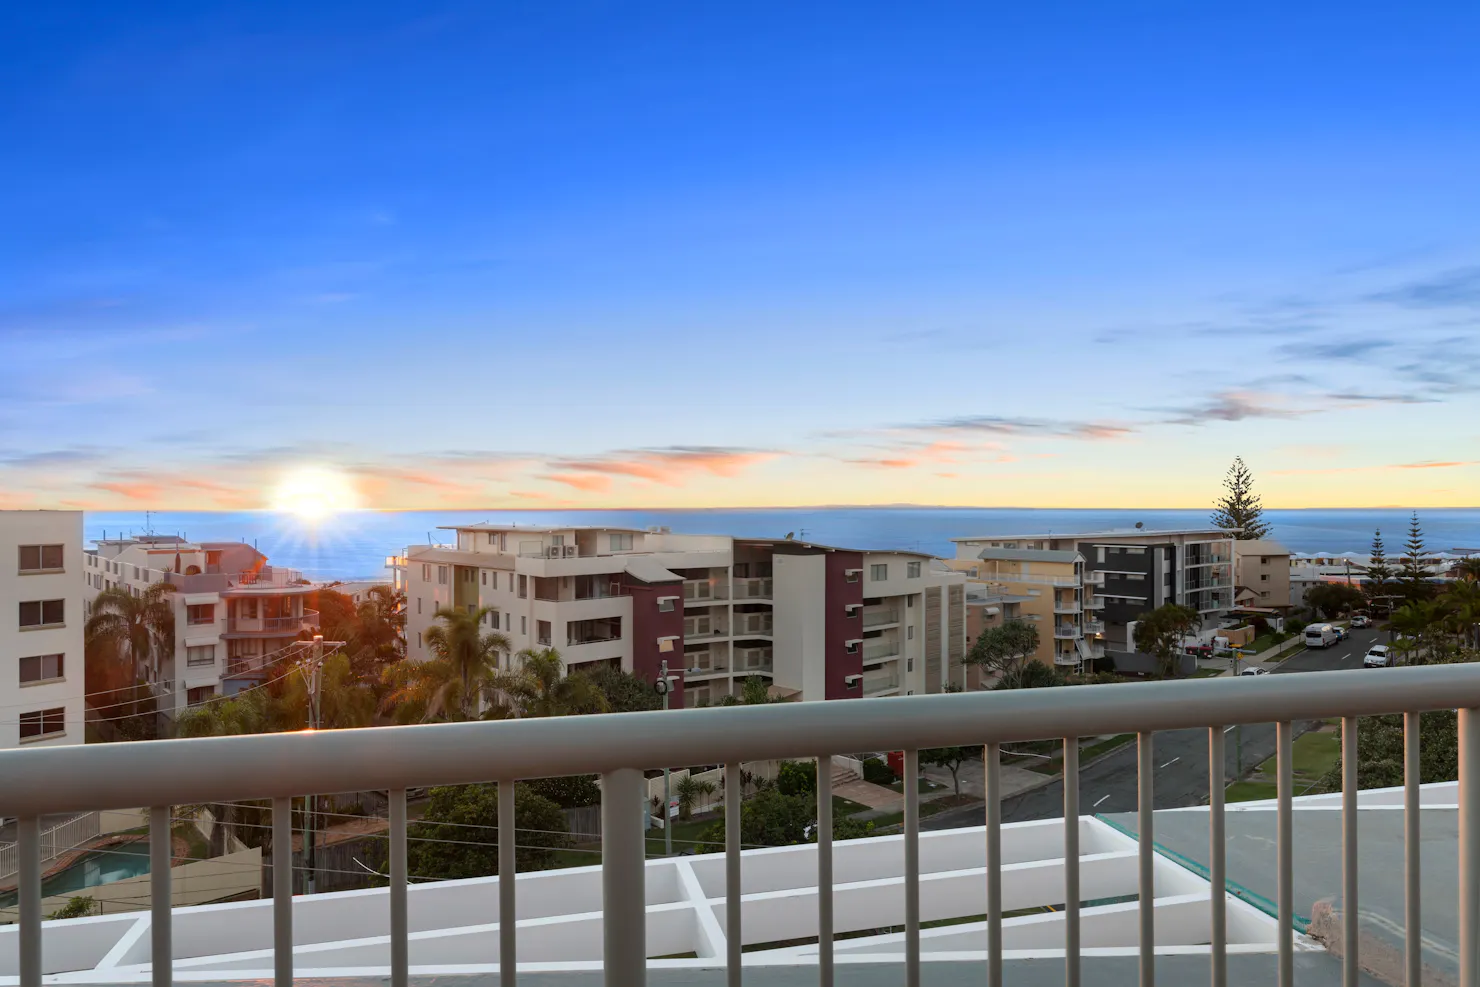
[2,1,1479,510]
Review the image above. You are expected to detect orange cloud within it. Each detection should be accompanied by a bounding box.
[552,447,776,486]
[1271,460,1480,476]
[91,480,166,502]
[543,473,613,493]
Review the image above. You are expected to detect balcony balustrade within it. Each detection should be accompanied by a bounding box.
[861,608,900,628]
[862,639,900,662]
[733,613,774,636]
[3,666,1478,987]
[731,577,773,600]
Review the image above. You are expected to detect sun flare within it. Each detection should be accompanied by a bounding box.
[270,466,362,520]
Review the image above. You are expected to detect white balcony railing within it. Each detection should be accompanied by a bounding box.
[733,613,774,636]
[1053,623,1081,639]
[1053,600,1082,615]
[862,639,900,662]
[861,608,900,628]
[3,666,1479,985]
[1084,619,1106,635]
[981,572,1080,587]
[734,647,773,673]
[683,579,727,604]
[861,667,900,695]
[731,577,772,600]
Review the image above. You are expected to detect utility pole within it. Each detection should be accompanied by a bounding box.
[658,659,672,856]
[304,636,324,894]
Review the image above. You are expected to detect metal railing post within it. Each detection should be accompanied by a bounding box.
[1277,721,1294,987]
[1404,712,1421,987]
[273,796,293,987]
[1064,736,1080,987]
[818,753,834,987]
[986,742,1002,987]
[17,816,40,987]
[500,780,517,987]
[1342,716,1359,987]
[602,767,646,987]
[725,762,742,987]
[904,748,920,987]
[1209,727,1226,987]
[389,788,408,987]
[1138,731,1154,987]
[1460,708,1480,987]
[150,805,172,987]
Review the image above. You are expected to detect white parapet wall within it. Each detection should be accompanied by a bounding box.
[0,813,1296,982]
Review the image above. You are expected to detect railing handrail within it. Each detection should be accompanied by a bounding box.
[4,664,1480,817]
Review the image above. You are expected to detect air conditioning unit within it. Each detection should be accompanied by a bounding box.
[547,546,562,559]
[563,546,577,557]
[844,674,862,687]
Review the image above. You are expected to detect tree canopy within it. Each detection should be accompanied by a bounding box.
[965,620,1042,683]
[1133,604,1200,678]
[1210,456,1271,539]
[402,783,570,880]
[1305,582,1366,620]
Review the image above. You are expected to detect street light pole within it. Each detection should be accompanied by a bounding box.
[660,659,672,857]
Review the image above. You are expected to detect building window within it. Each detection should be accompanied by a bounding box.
[489,533,497,545]
[508,572,514,592]
[437,566,448,585]
[870,564,887,581]
[187,686,216,706]
[518,575,528,599]
[18,544,65,573]
[845,641,860,654]
[659,637,675,653]
[417,632,422,648]
[1260,574,1269,581]
[417,598,422,614]
[186,645,216,666]
[422,564,431,582]
[907,596,914,608]
[907,625,915,640]
[537,620,552,645]
[481,571,487,585]
[505,612,511,631]
[1260,556,1270,564]
[1260,591,1270,599]
[241,598,258,618]
[186,603,215,625]
[19,653,64,683]
[658,598,675,612]
[610,533,633,551]
[521,616,527,635]
[19,599,64,628]
[907,561,921,578]
[907,657,914,672]
[845,570,860,583]
[19,707,65,740]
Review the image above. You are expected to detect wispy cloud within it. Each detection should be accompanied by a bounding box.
[548,446,778,486]
[1157,391,1306,426]
[1272,460,1480,476]
[1281,338,1392,361]
[1369,267,1480,309]
[887,414,1134,440]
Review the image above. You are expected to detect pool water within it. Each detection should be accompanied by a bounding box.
[0,839,151,907]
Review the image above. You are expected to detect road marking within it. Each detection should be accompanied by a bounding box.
[1160,757,1180,769]
[1094,794,1112,808]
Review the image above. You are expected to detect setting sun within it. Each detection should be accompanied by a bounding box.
[270,466,361,520]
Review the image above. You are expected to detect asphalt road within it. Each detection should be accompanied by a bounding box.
[923,626,1384,830]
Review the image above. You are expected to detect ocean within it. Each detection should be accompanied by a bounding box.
[80,508,1480,582]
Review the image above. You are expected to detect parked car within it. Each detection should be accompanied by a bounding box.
[1304,623,1339,649]
[1239,666,1270,676]
[1333,625,1349,641]
[1364,644,1393,668]
[1351,614,1372,628]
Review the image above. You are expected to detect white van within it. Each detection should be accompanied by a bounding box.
[1304,624,1339,649]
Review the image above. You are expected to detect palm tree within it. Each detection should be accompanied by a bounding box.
[674,775,716,820]
[1458,558,1480,584]
[501,648,609,718]
[174,688,280,856]
[349,585,406,679]
[85,583,176,685]
[1389,600,1442,665]
[381,606,511,722]
[1441,579,1480,652]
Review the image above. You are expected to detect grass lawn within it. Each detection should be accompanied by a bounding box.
[1226,780,1279,803]
[833,795,870,817]
[1081,734,1136,762]
[1191,667,1224,678]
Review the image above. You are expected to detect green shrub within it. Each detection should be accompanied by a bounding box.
[862,757,896,786]
[776,760,817,797]
[47,896,94,920]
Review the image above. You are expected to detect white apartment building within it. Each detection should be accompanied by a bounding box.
[403,525,968,706]
[1,511,86,750]
[84,536,319,716]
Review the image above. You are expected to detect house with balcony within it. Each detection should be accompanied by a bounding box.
[951,528,1236,654]
[84,536,319,715]
[403,526,967,706]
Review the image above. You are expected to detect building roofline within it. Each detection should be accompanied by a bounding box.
[950,527,1240,542]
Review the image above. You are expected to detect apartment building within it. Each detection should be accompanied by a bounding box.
[402,525,968,706]
[1,511,86,750]
[947,547,1105,672]
[1232,540,1292,612]
[951,528,1236,653]
[84,536,320,715]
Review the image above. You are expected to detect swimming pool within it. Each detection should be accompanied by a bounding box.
[0,838,151,908]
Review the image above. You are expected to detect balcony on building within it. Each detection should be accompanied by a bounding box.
[732,646,773,674]
[1084,618,1106,636]
[1052,591,1082,615]
[684,578,729,605]
[860,665,900,696]
[1053,621,1081,639]
[683,615,729,642]
[731,577,772,601]
[862,635,900,662]
[682,647,728,677]
[861,605,900,629]
[732,612,773,637]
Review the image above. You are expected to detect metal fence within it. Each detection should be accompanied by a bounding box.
[0,813,99,885]
[2,664,1479,987]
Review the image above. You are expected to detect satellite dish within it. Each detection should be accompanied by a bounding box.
[785,531,795,540]
[1135,522,1144,529]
